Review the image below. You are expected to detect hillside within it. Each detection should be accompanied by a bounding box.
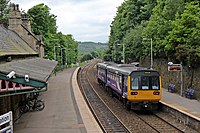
[78,41,108,54]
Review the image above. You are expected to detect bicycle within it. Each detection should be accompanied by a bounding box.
[20,92,45,113]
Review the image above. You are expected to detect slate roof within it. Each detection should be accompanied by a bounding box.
[0,25,38,56]
[0,58,57,82]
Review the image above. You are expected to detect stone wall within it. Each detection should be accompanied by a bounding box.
[8,3,44,58]
[140,57,200,101]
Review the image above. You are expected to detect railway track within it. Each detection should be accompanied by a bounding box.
[78,61,131,133]
[135,111,185,133]
[78,60,197,133]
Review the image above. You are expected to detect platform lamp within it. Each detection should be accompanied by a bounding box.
[143,38,153,69]
[61,48,66,68]
[54,46,61,61]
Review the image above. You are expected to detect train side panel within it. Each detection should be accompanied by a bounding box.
[107,77,122,95]
[97,68,106,83]
[96,64,107,84]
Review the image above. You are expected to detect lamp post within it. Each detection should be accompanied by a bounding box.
[143,38,153,69]
[61,48,66,68]
[54,46,61,61]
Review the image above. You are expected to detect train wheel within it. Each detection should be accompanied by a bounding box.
[157,102,163,111]
[124,100,131,110]
[108,88,113,97]
[106,86,109,92]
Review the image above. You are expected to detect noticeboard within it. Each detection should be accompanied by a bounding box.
[168,65,182,71]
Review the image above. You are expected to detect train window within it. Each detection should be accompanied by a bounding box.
[151,76,159,90]
[124,76,128,87]
[141,76,149,90]
[108,73,110,78]
[119,75,122,84]
[131,76,139,90]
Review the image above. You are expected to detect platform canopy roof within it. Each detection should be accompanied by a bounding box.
[0,58,57,97]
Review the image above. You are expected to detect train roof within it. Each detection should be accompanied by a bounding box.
[97,62,159,75]
[107,64,158,75]
[96,62,115,68]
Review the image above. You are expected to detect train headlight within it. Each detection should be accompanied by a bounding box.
[153,92,160,95]
[131,92,138,95]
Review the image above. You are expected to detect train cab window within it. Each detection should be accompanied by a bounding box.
[141,76,149,90]
[151,76,159,90]
[131,76,139,90]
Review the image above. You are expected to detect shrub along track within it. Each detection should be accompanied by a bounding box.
[78,60,198,133]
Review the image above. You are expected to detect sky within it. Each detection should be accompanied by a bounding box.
[11,0,124,43]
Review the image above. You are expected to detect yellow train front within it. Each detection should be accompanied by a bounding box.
[97,63,162,110]
[126,70,162,110]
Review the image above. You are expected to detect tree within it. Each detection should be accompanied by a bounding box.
[122,25,144,63]
[108,0,156,62]
[28,4,78,66]
[142,0,185,58]
[0,0,10,24]
[163,1,200,65]
[27,3,57,36]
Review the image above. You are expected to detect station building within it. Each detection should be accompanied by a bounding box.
[0,3,57,121]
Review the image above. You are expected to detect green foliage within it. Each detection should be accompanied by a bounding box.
[0,0,10,24]
[28,3,78,66]
[108,0,200,67]
[142,0,185,58]
[163,1,200,65]
[79,49,105,63]
[78,41,107,62]
[79,53,93,62]
[27,3,57,35]
[108,0,156,63]
[122,25,144,62]
[78,42,107,54]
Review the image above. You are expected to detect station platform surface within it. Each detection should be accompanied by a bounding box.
[14,67,102,133]
[161,88,200,121]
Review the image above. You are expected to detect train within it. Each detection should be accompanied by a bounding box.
[96,62,162,110]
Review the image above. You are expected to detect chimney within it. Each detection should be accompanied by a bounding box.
[8,3,22,33]
[21,13,31,31]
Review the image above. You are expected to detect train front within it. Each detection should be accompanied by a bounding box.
[128,70,162,110]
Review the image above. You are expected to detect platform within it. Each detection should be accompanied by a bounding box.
[14,67,102,133]
[161,88,200,121]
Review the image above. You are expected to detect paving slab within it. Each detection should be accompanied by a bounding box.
[14,68,87,133]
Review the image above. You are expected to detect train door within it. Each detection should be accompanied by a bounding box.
[121,75,124,94]
[122,76,128,98]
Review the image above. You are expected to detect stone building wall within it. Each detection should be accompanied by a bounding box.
[8,3,44,58]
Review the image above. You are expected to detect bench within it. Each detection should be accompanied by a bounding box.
[185,88,195,99]
[168,83,175,93]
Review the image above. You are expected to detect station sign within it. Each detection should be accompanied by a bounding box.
[0,111,13,133]
[168,65,182,71]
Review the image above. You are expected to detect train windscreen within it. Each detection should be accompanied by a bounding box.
[131,71,160,90]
